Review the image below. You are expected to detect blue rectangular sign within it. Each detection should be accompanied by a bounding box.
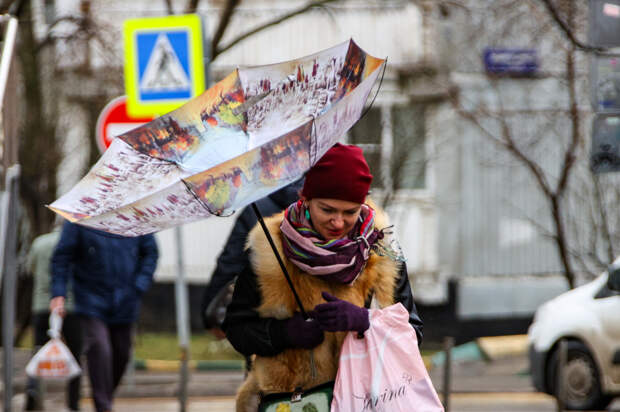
[136,30,192,101]
[483,48,538,76]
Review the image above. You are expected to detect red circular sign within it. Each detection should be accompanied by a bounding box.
[96,96,155,153]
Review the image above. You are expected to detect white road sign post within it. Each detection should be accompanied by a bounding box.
[123,15,206,412]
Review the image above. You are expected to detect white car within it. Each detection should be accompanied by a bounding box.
[528,268,620,410]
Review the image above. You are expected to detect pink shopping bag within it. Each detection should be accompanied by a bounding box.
[332,303,444,412]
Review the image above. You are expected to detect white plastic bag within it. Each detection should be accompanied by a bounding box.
[25,311,81,379]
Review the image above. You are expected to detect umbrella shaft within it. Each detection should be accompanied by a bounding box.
[251,203,308,319]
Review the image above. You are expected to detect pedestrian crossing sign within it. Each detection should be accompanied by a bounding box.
[123,14,205,117]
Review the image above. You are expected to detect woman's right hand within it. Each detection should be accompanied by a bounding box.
[284,312,324,349]
[49,296,66,317]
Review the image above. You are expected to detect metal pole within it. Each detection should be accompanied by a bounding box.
[0,16,18,109]
[2,165,20,412]
[442,336,454,412]
[0,14,19,411]
[0,177,10,291]
[556,339,567,412]
[125,331,136,392]
[174,226,189,412]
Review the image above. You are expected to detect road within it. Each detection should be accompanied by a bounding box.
[6,347,620,411]
[11,392,620,411]
[105,393,560,411]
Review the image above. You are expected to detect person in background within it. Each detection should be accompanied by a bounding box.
[25,226,82,411]
[223,144,423,411]
[200,178,304,339]
[50,222,158,412]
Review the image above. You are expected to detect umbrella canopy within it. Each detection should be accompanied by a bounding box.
[49,39,385,236]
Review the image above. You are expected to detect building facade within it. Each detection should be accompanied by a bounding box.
[35,0,613,336]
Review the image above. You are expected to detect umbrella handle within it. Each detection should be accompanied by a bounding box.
[251,203,309,319]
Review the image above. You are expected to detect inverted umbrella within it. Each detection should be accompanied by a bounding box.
[49,39,385,237]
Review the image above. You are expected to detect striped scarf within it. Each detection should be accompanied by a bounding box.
[280,200,382,284]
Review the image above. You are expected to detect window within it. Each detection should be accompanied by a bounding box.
[392,105,426,190]
[348,108,383,188]
[348,104,426,191]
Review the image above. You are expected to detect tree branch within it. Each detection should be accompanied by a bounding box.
[211,0,242,59]
[185,0,200,14]
[556,48,579,197]
[490,80,555,199]
[451,88,554,199]
[498,115,554,199]
[213,0,340,60]
[34,15,88,52]
[164,0,174,14]
[540,0,604,53]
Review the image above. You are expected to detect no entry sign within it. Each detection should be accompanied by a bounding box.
[95,96,155,153]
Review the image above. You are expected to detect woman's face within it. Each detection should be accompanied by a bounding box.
[306,198,362,240]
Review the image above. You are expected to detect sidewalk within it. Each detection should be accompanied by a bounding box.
[429,334,533,393]
[1,348,245,400]
[9,394,238,412]
[2,335,532,400]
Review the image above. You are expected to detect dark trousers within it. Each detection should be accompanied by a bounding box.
[26,312,83,411]
[81,316,133,412]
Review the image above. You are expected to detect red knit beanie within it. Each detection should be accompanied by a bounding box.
[302,143,372,203]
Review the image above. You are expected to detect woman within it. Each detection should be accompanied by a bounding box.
[223,143,423,411]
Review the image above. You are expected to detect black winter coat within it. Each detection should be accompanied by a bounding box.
[200,179,303,329]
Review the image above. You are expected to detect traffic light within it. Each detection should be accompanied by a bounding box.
[590,0,620,48]
[591,54,620,111]
[591,113,620,173]
[590,1,620,172]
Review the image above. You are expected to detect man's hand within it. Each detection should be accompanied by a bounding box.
[50,296,66,317]
[209,328,226,340]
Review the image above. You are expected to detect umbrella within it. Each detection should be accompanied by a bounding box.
[49,39,386,237]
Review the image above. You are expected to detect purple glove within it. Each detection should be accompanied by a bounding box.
[284,312,325,349]
[314,292,370,333]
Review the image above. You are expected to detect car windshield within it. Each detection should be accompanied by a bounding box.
[595,273,620,299]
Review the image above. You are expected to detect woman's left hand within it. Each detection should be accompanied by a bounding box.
[314,291,370,333]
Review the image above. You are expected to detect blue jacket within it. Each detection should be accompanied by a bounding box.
[51,222,159,324]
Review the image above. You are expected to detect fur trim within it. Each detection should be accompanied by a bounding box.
[236,372,260,412]
[243,200,400,397]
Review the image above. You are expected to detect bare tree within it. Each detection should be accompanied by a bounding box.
[437,0,613,288]
[210,0,338,60]
[16,1,63,237]
[3,0,124,237]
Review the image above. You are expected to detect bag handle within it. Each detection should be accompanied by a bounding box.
[48,309,63,339]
